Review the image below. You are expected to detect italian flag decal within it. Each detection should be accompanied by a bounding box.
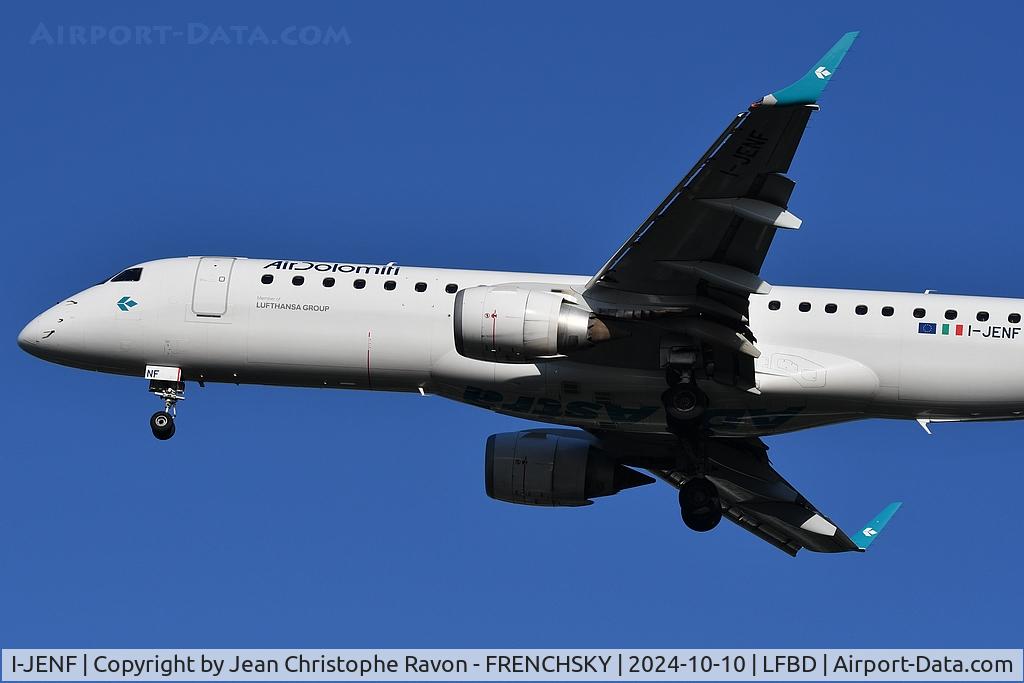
[918,322,965,336]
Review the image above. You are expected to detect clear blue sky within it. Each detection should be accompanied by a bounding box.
[2,0,1022,651]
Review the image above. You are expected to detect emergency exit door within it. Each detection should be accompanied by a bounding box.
[191,257,235,317]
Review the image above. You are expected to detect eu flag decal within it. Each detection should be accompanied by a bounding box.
[918,322,937,334]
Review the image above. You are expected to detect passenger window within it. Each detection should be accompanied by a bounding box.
[384,280,397,291]
[977,311,989,322]
[353,279,366,289]
[798,302,811,312]
[261,274,274,285]
[445,283,459,294]
[323,277,335,288]
[768,300,781,311]
[824,303,837,314]
[882,306,894,317]
[1010,313,1021,324]
[855,305,868,315]
[110,267,143,282]
[292,276,304,286]
[415,282,427,292]
[913,308,926,319]
[944,309,957,320]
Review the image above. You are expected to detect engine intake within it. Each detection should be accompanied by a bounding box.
[485,430,654,507]
[454,285,610,363]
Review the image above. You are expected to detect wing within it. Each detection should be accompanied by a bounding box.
[589,429,899,556]
[649,436,900,556]
[580,33,859,387]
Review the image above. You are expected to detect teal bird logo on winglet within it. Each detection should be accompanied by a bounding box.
[755,31,859,107]
[855,502,902,550]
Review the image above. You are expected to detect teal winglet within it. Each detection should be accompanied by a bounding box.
[756,31,859,107]
[854,502,902,551]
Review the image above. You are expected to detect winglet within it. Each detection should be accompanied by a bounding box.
[755,31,860,107]
[854,502,902,551]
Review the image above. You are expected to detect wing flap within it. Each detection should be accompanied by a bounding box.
[700,197,802,229]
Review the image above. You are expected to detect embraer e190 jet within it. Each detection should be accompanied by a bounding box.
[21,33,1009,555]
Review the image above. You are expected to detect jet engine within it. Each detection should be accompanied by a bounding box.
[454,285,611,363]
[485,430,654,507]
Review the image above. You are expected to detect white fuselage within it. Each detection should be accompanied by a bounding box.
[18,256,1024,436]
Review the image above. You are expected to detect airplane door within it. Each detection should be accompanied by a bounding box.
[191,257,235,317]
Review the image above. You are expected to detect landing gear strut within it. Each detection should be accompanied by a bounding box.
[148,379,184,440]
[669,433,723,532]
[663,366,720,531]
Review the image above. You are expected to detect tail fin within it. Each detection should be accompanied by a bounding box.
[854,502,902,551]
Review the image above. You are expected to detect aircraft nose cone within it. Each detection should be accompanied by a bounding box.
[17,305,77,360]
[18,299,90,363]
[17,316,45,356]
[16,322,30,351]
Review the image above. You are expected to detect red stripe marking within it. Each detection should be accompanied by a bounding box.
[366,330,372,388]
[956,324,964,336]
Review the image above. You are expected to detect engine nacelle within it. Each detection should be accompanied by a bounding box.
[454,285,609,363]
[485,430,654,507]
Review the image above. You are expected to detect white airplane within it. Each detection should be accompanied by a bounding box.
[19,32,1013,555]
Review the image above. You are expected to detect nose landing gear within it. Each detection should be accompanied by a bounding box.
[148,379,184,440]
[150,410,175,440]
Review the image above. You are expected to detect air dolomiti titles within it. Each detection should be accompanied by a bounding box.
[263,260,400,275]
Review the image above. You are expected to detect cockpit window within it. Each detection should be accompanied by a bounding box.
[110,267,143,282]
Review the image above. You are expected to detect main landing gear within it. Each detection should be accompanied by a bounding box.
[662,366,707,424]
[662,366,722,532]
[678,477,722,532]
[148,379,184,440]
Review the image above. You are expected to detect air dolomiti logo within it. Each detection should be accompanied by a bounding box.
[263,260,399,275]
[918,321,1021,339]
[116,296,138,311]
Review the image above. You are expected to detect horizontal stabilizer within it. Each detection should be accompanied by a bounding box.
[854,502,903,550]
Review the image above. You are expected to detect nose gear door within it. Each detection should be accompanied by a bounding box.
[191,257,235,317]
